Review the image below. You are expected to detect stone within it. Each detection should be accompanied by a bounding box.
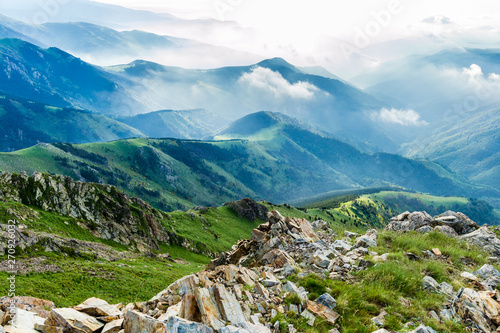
[454,288,497,332]
[434,211,478,235]
[3,308,45,333]
[460,227,500,257]
[260,249,295,269]
[332,240,352,254]
[194,288,225,330]
[48,308,105,333]
[409,324,437,333]
[370,309,387,327]
[372,253,389,263]
[235,322,271,333]
[433,225,458,238]
[74,297,122,318]
[165,316,214,333]
[102,319,124,333]
[422,276,439,293]
[151,274,200,302]
[476,264,500,279]
[253,283,270,300]
[223,198,269,222]
[439,282,454,297]
[371,330,391,333]
[179,294,201,322]
[306,300,340,325]
[385,211,434,232]
[314,293,336,310]
[431,248,442,256]
[300,309,315,326]
[213,284,246,325]
[0,296,55,318]
[416,226,433,233]
[460,271,478,281]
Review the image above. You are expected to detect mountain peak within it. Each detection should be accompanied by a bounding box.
[256,57,298,71]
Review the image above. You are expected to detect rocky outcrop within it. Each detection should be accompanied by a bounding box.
[385,211,478,236]
[0,172,171,251]
[223,198,269,222]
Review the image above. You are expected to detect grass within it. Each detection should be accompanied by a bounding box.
[279,231,495,333]
[0,247,208,307]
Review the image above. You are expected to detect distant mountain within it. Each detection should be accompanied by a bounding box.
[404,107,500,197]
[0,16,261,68]
[1,111,495,211]
[0,38,144,114]
[0,93,143,151]
[108,57,398,151]
[117,109,228,140]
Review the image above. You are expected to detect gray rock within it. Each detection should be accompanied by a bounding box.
[433,225,458,238]
[475,264,500,279]
[460,227,500,257]
[416,225,433,233]
[434,211,478,234]
[409,324,437,333]
[165,316,213,333]
[314,293,336,310]
[422,276,440,293]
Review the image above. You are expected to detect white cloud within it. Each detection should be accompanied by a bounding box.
[238,66,319,99]
[374,108,428,126]
[462,64,483,79]
[422,15,453,25]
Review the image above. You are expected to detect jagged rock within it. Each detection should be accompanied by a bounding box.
[47,308,104,333]
[354,230,377,248]
[102,318,123,333]
[306,300,340,325]
[74,297,122,318]
[385,211,435,232]
[453,288,498,332]
[475,264,500,279]
[311,220,329,232]
[371,329,391,333]
[223,198,269,222]
[3,308,45,333]
[151,274,200,304]
[460,271,478,281]
[300,309,315,326]
[434,211,478,234]
[165,316,214,333]
[416,225,433,233]
[123,310,166,333]
[461,227,500,257]
[0,296,54,318]
[0,172,171,251]
[422,276,440,293]
[433,225,458,238]
[315,293,336,310]
[372,253,389,263]
[194,288,226,330]
[213,284,247,325]
[332,240,353,254]
[370,309,387,327]
[409,324,437,333]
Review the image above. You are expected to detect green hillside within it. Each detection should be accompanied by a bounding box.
[0,93,143,151]
[0,112,496,212]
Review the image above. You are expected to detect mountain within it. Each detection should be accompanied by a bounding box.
[0,16,261,68]
[404,107,500,202]
[0,38,144,114]
[0,92,144,151]
[116,109,228,140]
[0,39,395,150]
[108,57,398,151]
[0,111,495,212]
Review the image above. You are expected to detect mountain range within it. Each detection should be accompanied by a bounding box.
[0,111,496,212]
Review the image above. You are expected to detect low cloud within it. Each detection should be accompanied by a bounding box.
[422,15,453,25]
[374,108,428,126]
[239,66,319,99]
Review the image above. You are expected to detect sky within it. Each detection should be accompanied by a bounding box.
[86,0,500,78]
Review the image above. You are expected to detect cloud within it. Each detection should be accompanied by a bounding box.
[374,108,428,126]
[462,63,483,79]
[238,66,319,99]
[422,15,453,25]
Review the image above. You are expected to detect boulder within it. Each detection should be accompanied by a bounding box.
[422,276,440,293]
[314,293,336,310]
[306,300,339,325]
[433,225,458,238]
[223,198,269,222]
[124,310,166,333]
[102,319,123,333]
[213,284,246,325]
[460,227,500,257]
[47,308,104,333]
[454,288,497,332]
[434,211,478,234]
[165,316,214,333]
[74,297,122,318]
